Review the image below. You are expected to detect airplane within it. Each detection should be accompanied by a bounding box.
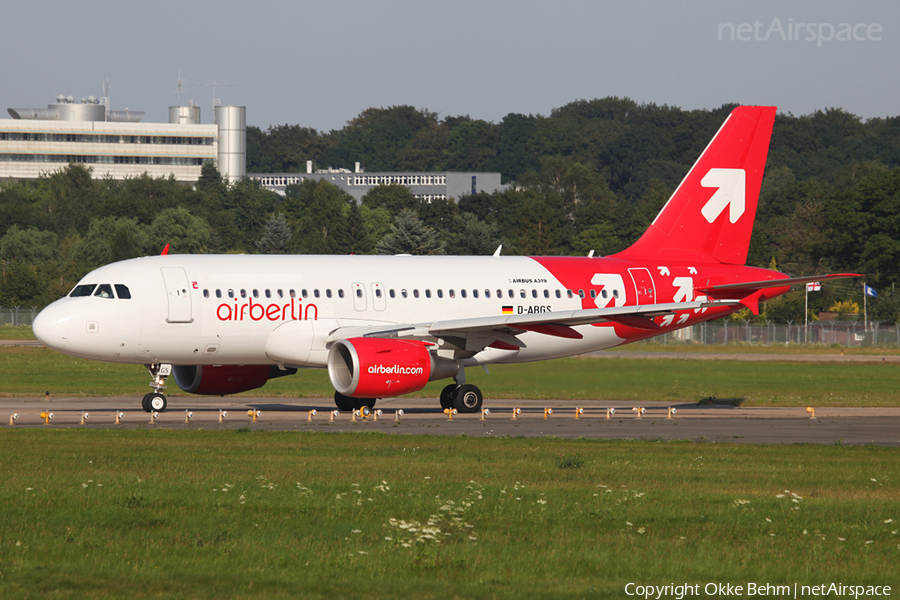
[32,105,860,414]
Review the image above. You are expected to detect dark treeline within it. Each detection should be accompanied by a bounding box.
[4,97,900,322]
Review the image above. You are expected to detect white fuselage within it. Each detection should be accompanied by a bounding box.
[36,254,683,368]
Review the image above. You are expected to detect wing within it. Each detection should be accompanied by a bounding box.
[325,299,738,354]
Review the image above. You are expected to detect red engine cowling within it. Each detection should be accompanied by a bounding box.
[173,364,293,396]
[328,338,454,398]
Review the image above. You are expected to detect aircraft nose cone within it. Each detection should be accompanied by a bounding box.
[32,303,68,351]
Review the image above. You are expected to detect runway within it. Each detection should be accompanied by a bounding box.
[2,396,899,446]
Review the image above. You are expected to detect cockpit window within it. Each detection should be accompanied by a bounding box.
[70,284,97,297]
[94,284,115,299]
[114,284,131,299]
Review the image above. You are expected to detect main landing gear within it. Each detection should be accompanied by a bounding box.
[439,383,483,413]
[142,363,171,412]
[334,391,377,412]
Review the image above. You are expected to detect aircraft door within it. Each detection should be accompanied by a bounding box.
[372,283,386,311]
[627,268,656,305]
[352,282,367,311]
[160,267,194,323]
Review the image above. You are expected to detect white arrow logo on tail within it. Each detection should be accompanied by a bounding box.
[700,168,745,224]
[672,277,694,303]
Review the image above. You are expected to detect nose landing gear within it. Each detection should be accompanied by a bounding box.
[142,363,171,412]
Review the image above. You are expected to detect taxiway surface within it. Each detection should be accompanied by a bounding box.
[2,396,898,446]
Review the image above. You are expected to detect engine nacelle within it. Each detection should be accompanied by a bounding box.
[327,337,458,398]
[172,364,295,396]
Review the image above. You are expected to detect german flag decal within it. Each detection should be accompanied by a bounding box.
[502,306,514,314]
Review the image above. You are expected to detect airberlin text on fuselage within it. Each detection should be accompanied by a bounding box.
[216,297,318,322]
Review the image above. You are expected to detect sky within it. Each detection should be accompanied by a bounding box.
[1,0,898,132]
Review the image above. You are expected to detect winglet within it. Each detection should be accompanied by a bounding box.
[161,244,170,256]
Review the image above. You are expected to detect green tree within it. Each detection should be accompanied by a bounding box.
[445,212,502,256]
[42,164,101,236]
[283,180,351,254]
[0,225,59,264]
[255,212,292,254]
[71,217,149,269]
[361,184,418,216]
[376,209,445,255]
[147,208,211,254]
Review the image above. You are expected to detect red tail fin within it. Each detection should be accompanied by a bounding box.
[614,106,776,265]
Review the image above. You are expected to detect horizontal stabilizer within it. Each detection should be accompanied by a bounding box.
[698,273,862,294]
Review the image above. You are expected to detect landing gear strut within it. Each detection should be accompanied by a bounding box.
[142,363,171,412]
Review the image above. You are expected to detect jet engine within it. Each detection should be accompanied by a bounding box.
[327,337,458,398]
[172,364,296,396]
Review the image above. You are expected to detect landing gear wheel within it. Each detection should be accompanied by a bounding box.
[453,384,483,413]
[440,384,458,410]
[145,392,167,412]
[334,391,356,412]
[356,397,377,410]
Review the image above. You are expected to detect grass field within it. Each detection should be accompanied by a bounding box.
[0,430,897,599]
[3,346,900,407]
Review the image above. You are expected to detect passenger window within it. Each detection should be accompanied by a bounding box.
[265,289,271,299]
[401,289,408,298]
[508,290,514,298]
[473,289,479,299]
[240,289,247,298]
[567,290,573,299]
[314,289,320,298]
[555,290,561,299]
[437,289,443,298]
[613,290,619,298]
[228,289,235,298]
[532,290,538,299]
[338,289,344,298]
[376,289,383,298]
[590,290,597,299]
[94,284,114,299]
[356,289,363,298]
[578,290,585,299]
[449,289,455,298]
[115,284,132,299]
[203,289,210,299]
[389,289,395,298]
[460,289,466,298]
[413,289,420,298]
[544,290,550,298]
[326,289,333,298]
[216,289,222,298]
[425,289,432,298]
[277,289,284,298]
[252,289,259,298]
[298,290,305,298]
[485,290,490,298]
[70,284,97,297]
[601,289,608,299]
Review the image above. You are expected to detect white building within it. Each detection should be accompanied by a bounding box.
[251,165,503,203]
[0,95,246,183]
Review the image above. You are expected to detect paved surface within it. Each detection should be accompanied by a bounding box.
[2,396,899,446]
[588,350,900,362]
